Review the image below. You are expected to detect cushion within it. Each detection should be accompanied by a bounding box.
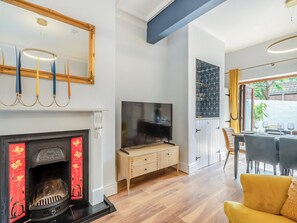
[281,178,297,221]
[224,201,296,223]
[241,174,292,215]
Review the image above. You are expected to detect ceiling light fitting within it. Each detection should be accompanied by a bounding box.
[22,48,57,61]
[36,18,48,26]
[286,0,297,8]
[267,1,297,54]
[267,35,297,54]
[22,18,57,61]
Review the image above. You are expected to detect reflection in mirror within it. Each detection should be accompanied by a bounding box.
[0,0,95,84]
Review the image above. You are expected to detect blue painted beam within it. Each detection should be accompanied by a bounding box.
[147,0,226,44]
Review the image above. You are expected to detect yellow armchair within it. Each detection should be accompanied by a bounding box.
[224,174,295,223]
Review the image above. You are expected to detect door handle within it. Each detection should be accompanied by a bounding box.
[196,129,201,133]
[216,127,220,130]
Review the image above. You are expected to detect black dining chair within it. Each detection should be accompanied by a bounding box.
[279,137,297,176]
[244,134,279,175]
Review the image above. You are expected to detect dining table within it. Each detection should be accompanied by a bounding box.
[232,132,295,179]
[233,133,244,179]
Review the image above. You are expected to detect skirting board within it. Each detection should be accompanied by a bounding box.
[220,151,227,161]
[104,182,118,197]
[179,162,197,175]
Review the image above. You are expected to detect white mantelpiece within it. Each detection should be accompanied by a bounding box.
[0,108,106,205]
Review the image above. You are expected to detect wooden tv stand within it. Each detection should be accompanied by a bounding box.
[117,143,179,194]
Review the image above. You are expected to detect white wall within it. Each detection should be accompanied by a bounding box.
[115,12,195,175]
[0,0,117,196]
[115,11,170,149]
[226,33,297,87]
[188,24,225,171]
[166,26,189,167]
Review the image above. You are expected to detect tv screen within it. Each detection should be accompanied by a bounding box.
[121,101,172,148]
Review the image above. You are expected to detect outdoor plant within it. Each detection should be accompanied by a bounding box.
[254,102,267,122]
[251,77,297,126]
[252,80,283,122]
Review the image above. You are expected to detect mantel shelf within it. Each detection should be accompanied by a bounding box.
[0,107,108,113]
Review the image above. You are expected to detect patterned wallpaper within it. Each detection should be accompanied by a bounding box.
[196,59,220,118]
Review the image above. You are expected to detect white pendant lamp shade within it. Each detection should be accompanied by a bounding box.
[22,48,57,61]
[267,1,297,54]
[267,36,297,54]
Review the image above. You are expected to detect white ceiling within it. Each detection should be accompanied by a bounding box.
[117,0,174,22]
[193,0,297,53]
[118,0,297,53]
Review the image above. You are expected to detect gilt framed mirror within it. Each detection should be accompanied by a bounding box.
[0,0,95,84]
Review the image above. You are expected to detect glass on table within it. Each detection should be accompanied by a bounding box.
[287,122,295,135]
[277,123,285,131]
[262,121,268,131]
[254,121,260,132]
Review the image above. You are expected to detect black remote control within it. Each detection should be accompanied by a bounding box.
[120,148,129,155]
[164,141,175,146]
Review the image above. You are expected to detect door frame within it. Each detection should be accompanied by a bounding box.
[239,85,254,132]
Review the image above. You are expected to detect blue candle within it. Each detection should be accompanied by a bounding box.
[15,48,21,94]
[51,60,56,95]
[18,50,22,94]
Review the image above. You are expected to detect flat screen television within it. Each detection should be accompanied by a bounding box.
[121,101,173,148]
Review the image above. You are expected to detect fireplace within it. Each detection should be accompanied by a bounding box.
[0,130,89,223]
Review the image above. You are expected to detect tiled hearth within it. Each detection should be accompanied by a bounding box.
[0,109,115,223]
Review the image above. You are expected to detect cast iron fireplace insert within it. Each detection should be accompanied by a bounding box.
[0,130,90,223]
[29,157,70,221]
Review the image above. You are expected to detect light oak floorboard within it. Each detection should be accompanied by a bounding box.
[94,157,249,223]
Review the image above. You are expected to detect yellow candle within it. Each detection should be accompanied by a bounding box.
[1,49,4,65]
[67,61,71,97]
[36,58,40,97]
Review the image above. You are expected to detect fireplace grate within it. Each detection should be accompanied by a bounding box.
[35,195,63,206]
[31,178,68,207]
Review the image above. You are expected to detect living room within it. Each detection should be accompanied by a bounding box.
[1,0,297,222]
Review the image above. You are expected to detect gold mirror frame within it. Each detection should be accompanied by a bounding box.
[0,0,95,84]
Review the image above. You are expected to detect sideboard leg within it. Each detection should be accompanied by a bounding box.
[127,178,130,195]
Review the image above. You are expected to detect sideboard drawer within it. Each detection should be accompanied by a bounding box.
[168,148,178,166]
[131,162,157,178]
[132,153,157,166]
[158,147,179,169]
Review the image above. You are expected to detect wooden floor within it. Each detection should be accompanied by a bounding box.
[94,157,246,223]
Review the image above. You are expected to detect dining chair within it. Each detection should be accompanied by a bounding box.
[279,137,297,176]
[244,134,279,175]
[222,128,246,170]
